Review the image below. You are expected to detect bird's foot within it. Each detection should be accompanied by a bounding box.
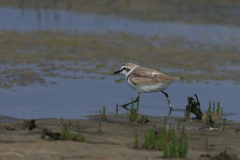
[168,108,172,116]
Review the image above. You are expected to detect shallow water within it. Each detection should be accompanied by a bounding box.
[1,7,240,51]
[0,74,239,121]
[0,7,239,121]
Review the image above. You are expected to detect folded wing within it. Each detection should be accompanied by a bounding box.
[130,67,181,85]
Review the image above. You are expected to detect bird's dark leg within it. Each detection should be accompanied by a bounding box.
[168,108,172,116]
[121,93,140,111]
[162,91,173,110]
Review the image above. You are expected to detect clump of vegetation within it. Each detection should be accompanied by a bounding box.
[144,127,160,149]
[169,126,177,158]
[100,106,106,118]
[98,121,101,134]
[60,124,84,141]
[178,126,188,158]
[142,114,148,124]
[169,136,177,158]
[60,124,71,140]
[206,114,211,129]
[141,117,188,158]
[134,127,139,148]
[166,124,173,141]
[164,125,188,158]
[149,128,156,149]
[157,127,166,150]
[222,118,226,130]
[205,138,209,149]
[156,117,169,150]
[130,97,140,123]
[130,106,138,122]
[144,130,149,149]
[206,101,223,117]
[71,133,84,142]
[206,100,212,115]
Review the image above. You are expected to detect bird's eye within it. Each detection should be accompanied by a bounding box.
[126,69,130,72]
[123,67,126,70]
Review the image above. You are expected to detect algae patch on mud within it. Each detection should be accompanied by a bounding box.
[0,30,239,88]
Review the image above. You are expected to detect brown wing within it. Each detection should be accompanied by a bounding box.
[130,67,181,85]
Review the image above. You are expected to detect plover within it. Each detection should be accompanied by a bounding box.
[113,63,181,111]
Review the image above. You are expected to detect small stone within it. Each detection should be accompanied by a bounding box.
[45,135,50,141]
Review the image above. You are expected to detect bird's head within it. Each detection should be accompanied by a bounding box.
[113,63,138,77]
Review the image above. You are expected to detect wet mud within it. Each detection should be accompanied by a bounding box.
[0,114,239,159]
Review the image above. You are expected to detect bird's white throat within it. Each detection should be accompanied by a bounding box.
[123,66,138,78]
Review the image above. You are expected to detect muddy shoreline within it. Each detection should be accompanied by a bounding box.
[0,114,239,159]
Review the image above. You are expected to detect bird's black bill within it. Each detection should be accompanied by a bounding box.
[113,69,123,74]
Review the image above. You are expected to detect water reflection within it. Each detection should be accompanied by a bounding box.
[0,7,240,51]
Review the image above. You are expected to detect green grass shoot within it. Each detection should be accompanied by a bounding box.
[134,127,139,148]
[142,114,148,124]
[223,118,226,130]
[98,121,101,133]
[130,97,138,122]
[60,123,84,141]
[205,138,209,149]
[148,128,156,149]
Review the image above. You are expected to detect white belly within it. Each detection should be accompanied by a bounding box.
[127,79,173,93]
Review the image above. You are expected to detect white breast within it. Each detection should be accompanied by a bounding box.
[127,78,173,93]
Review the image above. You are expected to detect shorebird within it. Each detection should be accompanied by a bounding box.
[113,63,181,111]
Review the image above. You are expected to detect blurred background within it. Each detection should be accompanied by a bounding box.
[0,0,239,120]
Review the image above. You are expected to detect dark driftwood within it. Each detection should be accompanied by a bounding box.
[41,129,61,141]
[184,94,203,121]
[26,119,37,130]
